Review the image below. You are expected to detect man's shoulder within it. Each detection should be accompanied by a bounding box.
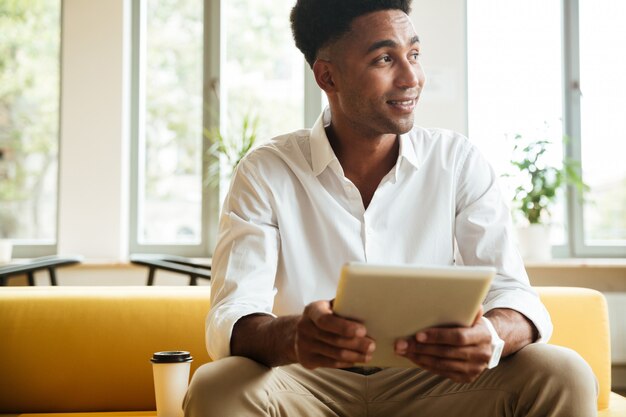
[408,126,475,159]
[238,128,313,176]
[411,126,470,145]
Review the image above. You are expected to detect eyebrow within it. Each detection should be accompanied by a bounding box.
[366,35,420,54]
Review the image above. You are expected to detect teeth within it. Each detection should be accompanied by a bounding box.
[390,100,413,105]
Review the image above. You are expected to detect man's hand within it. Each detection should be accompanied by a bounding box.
[295,300,375,369]
[394,308,493,383]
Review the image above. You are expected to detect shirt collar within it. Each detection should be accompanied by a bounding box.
[310,107,421,177]
[310,107,339,177]
[398,132,420,171]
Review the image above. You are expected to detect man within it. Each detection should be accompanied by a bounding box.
[184,0,597,415]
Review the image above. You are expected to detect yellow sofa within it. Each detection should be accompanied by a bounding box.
[0,286,624,416]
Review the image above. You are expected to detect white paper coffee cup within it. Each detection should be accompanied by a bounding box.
[151,351,193,417]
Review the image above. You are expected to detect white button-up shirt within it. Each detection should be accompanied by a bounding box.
[207,108,553,360]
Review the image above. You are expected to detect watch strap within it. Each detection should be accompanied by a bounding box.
[481,316,505,369]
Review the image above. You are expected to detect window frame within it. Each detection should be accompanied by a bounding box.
[129,0,321,257]
[561,0,626,257]
[7,0,63,259]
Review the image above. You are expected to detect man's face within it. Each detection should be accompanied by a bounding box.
[329,10,425,137]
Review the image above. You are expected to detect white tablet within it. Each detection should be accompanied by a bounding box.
[333,262,496,368]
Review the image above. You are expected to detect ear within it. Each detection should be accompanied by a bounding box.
[313,59,338,93]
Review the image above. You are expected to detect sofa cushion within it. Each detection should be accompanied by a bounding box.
[0,287,212,414]
[537,287,611,410]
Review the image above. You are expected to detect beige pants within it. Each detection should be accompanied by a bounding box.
[183,344,597,417]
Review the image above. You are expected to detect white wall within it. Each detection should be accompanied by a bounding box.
[411,0,468,135]
[58,0,130,260]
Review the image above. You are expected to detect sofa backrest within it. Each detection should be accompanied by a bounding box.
[0,286,212,413]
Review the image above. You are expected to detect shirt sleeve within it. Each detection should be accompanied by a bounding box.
[206,157,280,360]
[454,143,553,343]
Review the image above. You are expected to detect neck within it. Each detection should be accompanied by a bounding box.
[325,122,399,180]
[325,119,400,209]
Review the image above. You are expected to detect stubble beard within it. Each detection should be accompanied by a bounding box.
[341,92,418,138]
[365,108,415,137]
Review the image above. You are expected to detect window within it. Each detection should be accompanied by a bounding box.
[577,0,626,247]
[131,0,204,254]
[223,0,304,142]
[130,0,321,256]
[0,0,61,257]
[468,0,626,257]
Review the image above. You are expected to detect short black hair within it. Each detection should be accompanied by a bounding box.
[290,0,413,68]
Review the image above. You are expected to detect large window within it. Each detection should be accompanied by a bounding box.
[130,0,320,256]
[0,0,61,256]
[468,0,626,257]
[577,0,626,246]
[133,0,204,249]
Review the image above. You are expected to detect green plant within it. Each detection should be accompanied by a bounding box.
[505,134,588,225]
[204,113,259,185]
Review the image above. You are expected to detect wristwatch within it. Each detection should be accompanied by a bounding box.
[481,316,505,369]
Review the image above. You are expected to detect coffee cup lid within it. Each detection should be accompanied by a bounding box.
[151,351,193,363]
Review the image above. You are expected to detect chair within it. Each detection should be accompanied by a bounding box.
[0,254,83,286]
[129,253,211,285]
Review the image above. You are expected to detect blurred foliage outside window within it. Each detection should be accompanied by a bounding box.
[0,0,60,242]
[138,0,305,245]
[223,0,304,143]
[138,0,203,244]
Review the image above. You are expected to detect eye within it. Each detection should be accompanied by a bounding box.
[375,55,393,64]
[409,52,420,61]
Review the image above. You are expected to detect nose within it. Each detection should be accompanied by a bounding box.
[395,59,423,90]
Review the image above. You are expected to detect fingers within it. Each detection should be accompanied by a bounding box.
[412,324,491,347]
[296,300,375,369]
[302,332,375,365]
[399,340,491,363]
[305,301,367,338]
[394,322,493,383]
[396,338,490,383]
[314,327,375,353]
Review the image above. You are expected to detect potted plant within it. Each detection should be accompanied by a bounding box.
[504,133,588,261]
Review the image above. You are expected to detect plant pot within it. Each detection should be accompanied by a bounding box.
[0,239,13,264]
[516,224,552,262]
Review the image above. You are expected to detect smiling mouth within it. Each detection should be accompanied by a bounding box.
[386,98,417,111]
[388,99,415,105]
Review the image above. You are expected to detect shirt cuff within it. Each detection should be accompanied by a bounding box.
[483,289,554,343]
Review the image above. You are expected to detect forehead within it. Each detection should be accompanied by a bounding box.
[342,10,418,52]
